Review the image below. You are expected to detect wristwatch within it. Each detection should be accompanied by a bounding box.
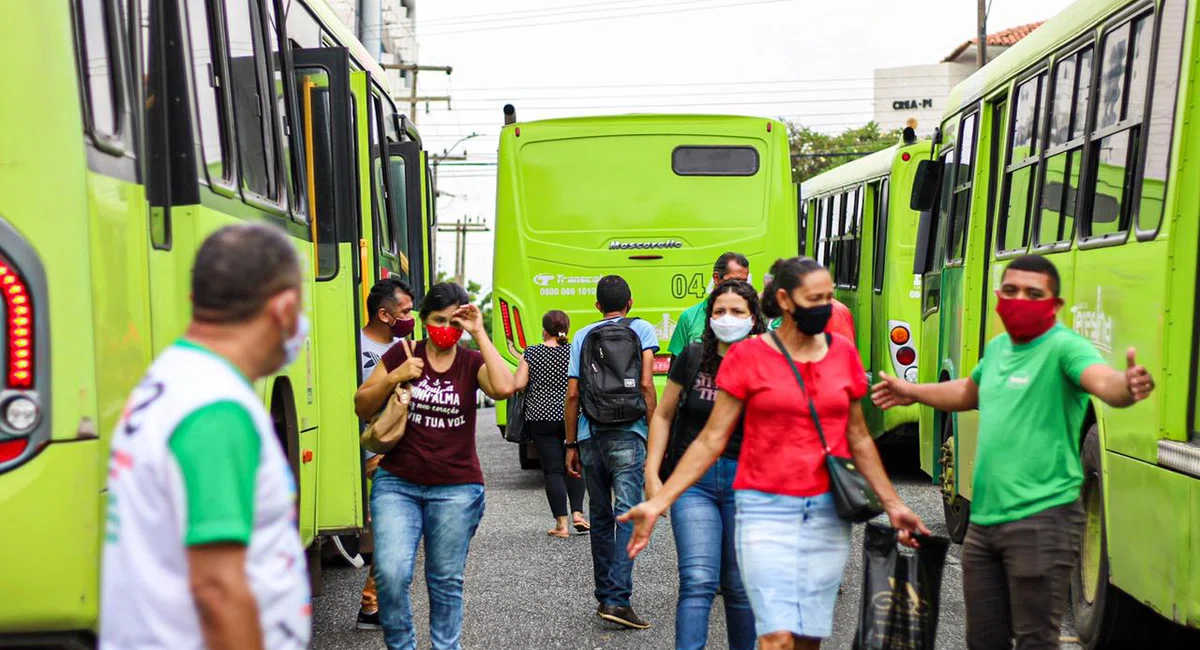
[564,441,579,449]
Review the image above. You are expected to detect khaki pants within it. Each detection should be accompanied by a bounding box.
[361,455,383,612]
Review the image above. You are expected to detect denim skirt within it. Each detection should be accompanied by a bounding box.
[734,490,851,638]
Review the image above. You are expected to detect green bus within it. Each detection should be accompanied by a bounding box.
[0,0,435,643]
[912,0,1200,645]
[800,136,932,442]
[491,111,799,467]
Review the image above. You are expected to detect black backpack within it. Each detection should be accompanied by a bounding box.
[579,318,648,427]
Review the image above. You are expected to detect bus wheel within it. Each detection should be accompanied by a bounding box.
[940,415,970,544]
[1070,425,1153,649]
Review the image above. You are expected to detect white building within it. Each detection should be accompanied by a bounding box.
[873,22,1043,135]
[325,0,418,92]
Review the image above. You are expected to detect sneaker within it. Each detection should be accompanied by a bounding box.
[597,604,651,630]
[356,609,381,630]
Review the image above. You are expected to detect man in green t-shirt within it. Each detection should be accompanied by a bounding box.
[666,252,749,357]
[870,255,1154,650]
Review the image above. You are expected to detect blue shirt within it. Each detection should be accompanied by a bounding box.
[568,316,660,441]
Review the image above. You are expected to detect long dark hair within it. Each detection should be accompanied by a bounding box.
[542,309,570,345]
[760,257,827,319]
[699,280,766,374]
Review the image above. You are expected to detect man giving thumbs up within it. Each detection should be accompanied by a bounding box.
[870,254,1153,650]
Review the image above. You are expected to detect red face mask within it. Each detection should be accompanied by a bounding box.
[995,296,1058,343]
[427,324,464,349]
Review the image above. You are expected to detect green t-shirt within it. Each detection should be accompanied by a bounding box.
[668,299,708,356]
[968,324,1104,526]
[168,401,260,545]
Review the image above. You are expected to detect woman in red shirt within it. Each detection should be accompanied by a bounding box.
[620,257,928,650]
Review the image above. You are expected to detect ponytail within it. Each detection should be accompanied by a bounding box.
[555,331,569,346]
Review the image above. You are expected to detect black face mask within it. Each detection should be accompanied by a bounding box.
[791,303,832,336]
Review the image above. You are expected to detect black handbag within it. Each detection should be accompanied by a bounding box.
[504,391,528,443]
[770,331,884,523]
[659,342,704,482]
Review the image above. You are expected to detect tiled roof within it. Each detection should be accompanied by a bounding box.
[943,21,1045,62]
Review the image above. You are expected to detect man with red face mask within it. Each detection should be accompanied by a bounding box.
[870,254,1155,650]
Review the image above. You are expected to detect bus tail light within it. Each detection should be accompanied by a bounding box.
[2,260,34,388]
[652,355,672,375]
[0,437,28,463]
[499,299,513,341]
[887,319,918,383]
[497,298,526,353]
[512,306,527,348]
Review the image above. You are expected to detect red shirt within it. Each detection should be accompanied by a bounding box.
[379,342,486,485]
[716,334,867,497]
[829,299,856,343]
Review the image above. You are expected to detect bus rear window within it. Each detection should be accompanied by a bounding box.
[672,146,759,176]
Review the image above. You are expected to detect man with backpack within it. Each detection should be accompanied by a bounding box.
[565,275,659,630]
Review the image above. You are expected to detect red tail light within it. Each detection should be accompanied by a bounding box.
[895,346,916,366]
[512,306,527,348]
[0,437,27,463]
[1,260,33,388]
[652,355,672,375]
[499,299,513,341]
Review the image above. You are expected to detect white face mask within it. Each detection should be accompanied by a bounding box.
[282,314,310,368]
[710,314,754,343]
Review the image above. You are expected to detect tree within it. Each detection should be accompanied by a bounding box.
[786,121,905,183]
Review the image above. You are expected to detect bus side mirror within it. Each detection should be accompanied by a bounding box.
[910,159,942,212]
[913,210,933,275]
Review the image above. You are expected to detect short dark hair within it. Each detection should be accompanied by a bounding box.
[1004,254,1061,297]
[366,279,412,319]
[761,256,827,319]
[596,275,632,313]
[192,223,300,323]
[714,252,750,278]
[419,282,470,320]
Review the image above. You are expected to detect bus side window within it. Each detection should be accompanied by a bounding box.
[849,186,864,289]
[184,0,233,186]
[872,180,889,294]
[998,72,1047,252]
[947,112,979,262]
[223,0,276,201]
[1037,46,1091,246]
[294,65,337,280]
[263,0,308,220]
[933,148,954,268]
[368,94,395,254]
[73,0,127,152]
[1136,0,1186,238]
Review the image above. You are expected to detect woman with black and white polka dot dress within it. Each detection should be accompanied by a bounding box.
[514,310,590,538]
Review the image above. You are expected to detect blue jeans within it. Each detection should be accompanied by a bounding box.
[669,458,756,650]
[579,430,646,608]
[370,470,485,650]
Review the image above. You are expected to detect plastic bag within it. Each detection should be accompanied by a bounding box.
[853,523,950,650]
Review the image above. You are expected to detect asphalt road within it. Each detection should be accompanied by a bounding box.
[311,407,1081,649]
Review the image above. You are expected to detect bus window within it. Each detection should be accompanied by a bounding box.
[814,197,827,265]
[295,66,337,279]
[849,186,864,289]
[264,0,307,219]
[1084,15,1151,239]
[185,0,232,185]
[672,146,759,176]
[368,95,394,253]
[872,180,889,293]
[1038,46,1092,246]
[386,153,412,276]
[224,0,275,200]
[75,0,122,144]
[933,149,954,267]
[948,112,978,261]
[999,73,1046,251]
[1137,0,1186,237]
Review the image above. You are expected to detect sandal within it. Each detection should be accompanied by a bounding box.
[547,528,570,539]
[573,516,591,534]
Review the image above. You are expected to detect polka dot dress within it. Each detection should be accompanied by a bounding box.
[523,344,570,422]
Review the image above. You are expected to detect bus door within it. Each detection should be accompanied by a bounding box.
[912,147,952,475]
[977,98,1007,359]
[292,47,366,532]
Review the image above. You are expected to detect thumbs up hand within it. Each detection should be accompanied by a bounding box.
[1124,347,1155,402]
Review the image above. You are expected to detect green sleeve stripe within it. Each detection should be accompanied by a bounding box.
[168,401,261,546]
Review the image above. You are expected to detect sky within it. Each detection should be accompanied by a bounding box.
[406,0,1077,294]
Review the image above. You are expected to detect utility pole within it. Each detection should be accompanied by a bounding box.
[977,0,988,69]
[381,63,453,123]
[435,216,489,285]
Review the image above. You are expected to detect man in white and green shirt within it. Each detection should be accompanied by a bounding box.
[666,252,749,357]
[101,224,312,650]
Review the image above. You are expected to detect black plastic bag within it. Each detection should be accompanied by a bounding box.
[853,523,950,650]
[503,391,527,443]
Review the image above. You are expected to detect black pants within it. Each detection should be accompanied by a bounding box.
[528,420,585,518]
[962,499,1084,650]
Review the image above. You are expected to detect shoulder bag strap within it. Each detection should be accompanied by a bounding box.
[768,330,832,454]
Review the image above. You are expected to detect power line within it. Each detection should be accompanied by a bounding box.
[415,0,725,28]
[424,74,957,92]
[442,102,876,112]
[418,0,790,37]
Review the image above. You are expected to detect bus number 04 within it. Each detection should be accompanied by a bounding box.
[671,273,706,299]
